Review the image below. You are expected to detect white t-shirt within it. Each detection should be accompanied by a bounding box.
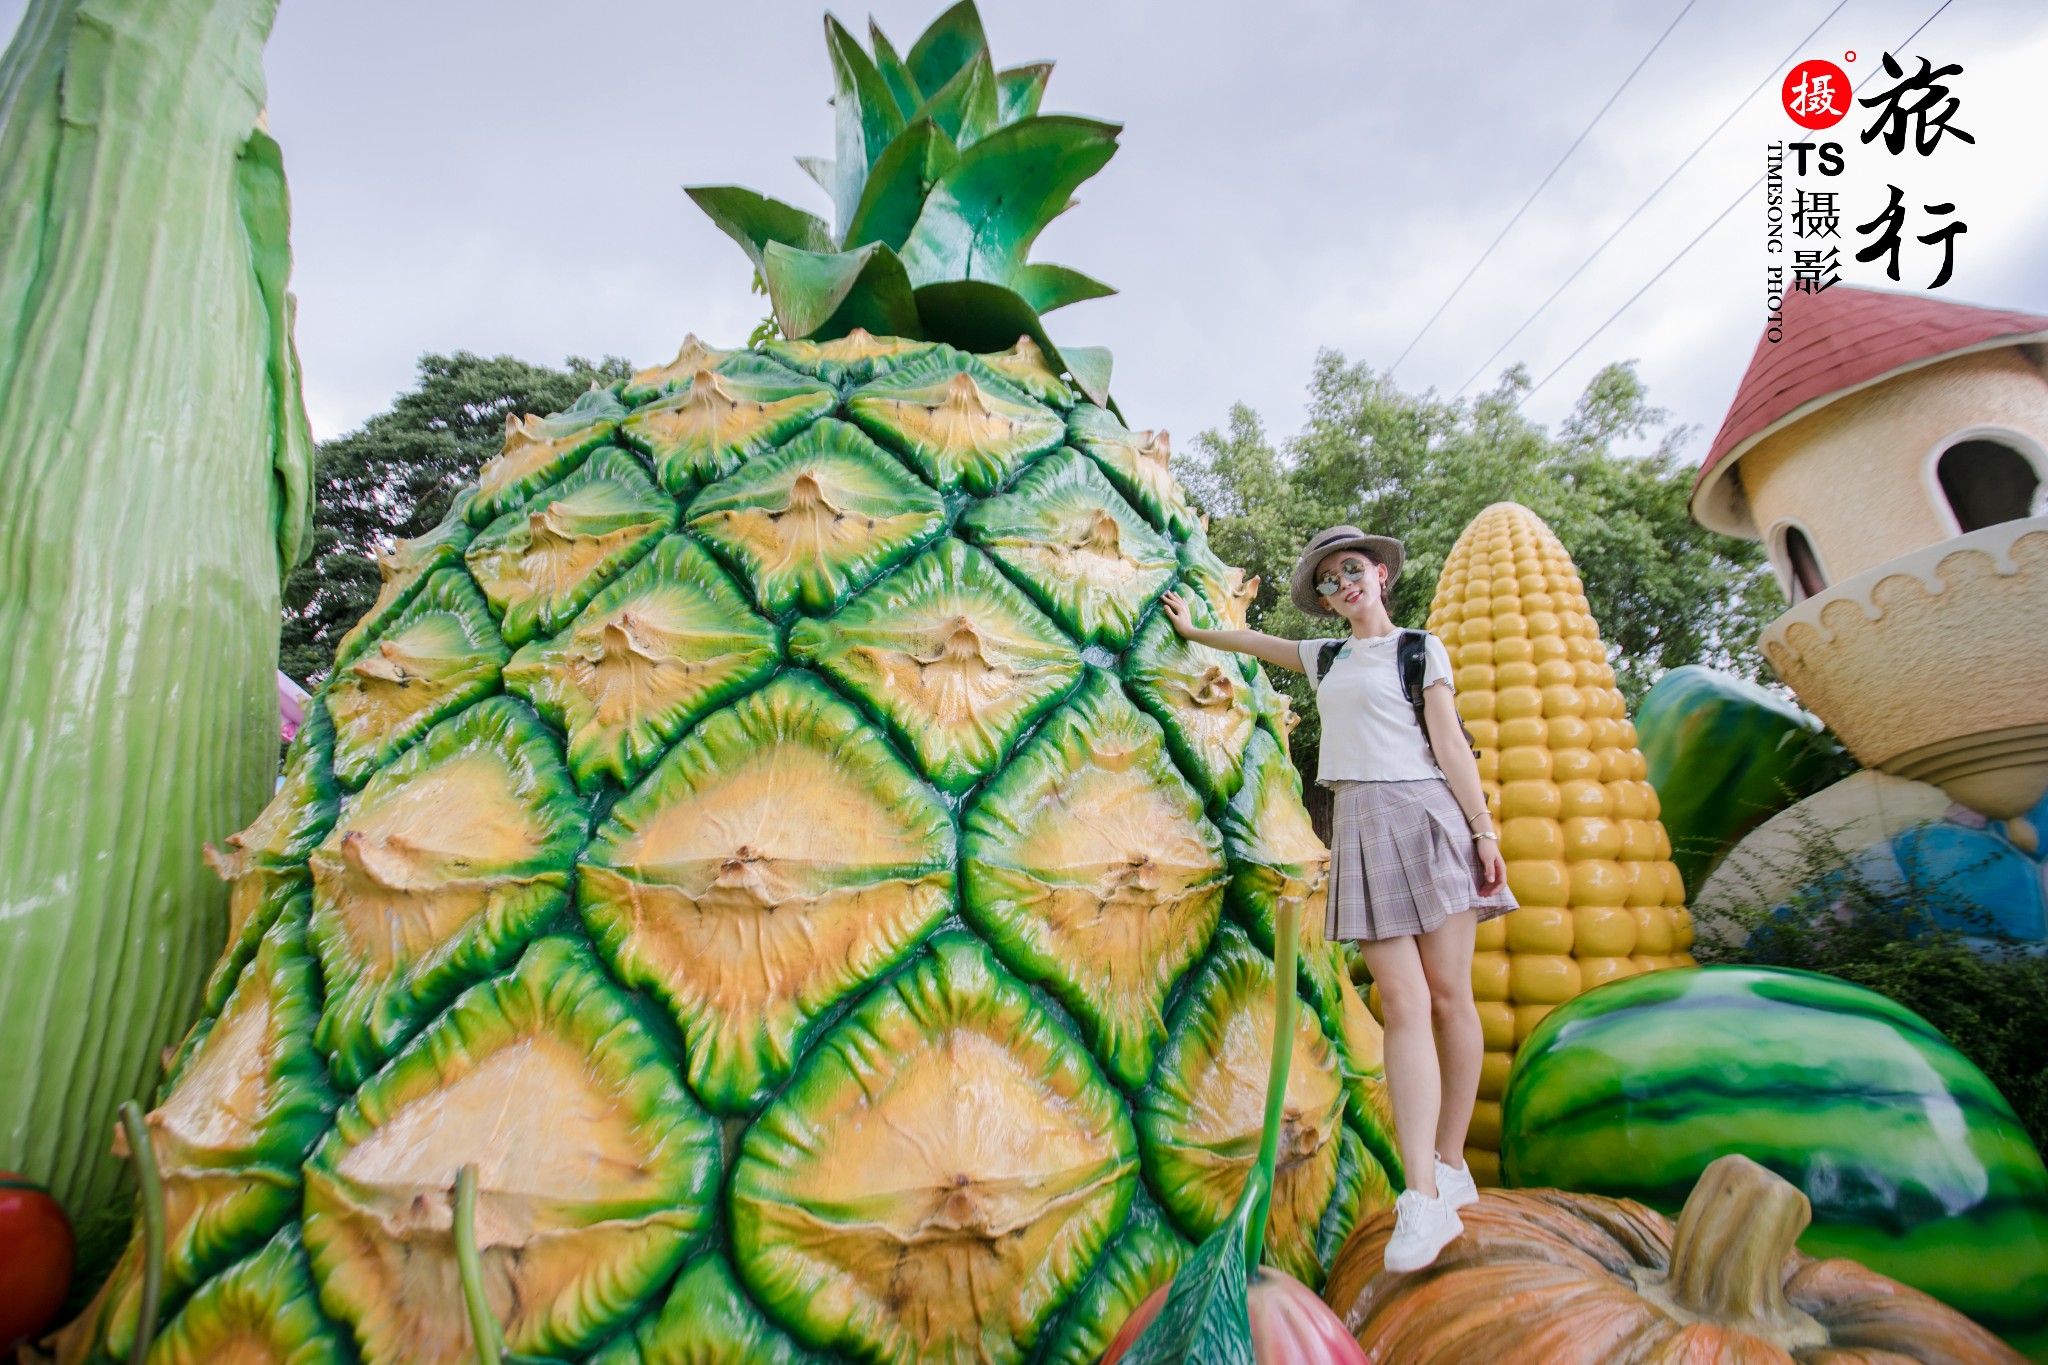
[1298,630,1454,783]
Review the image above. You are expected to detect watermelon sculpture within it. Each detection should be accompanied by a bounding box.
[1500,964,2048,1356]
[1633,664,1838,895]
[53,7,1399,1363]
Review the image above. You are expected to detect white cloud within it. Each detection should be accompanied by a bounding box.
[1,0,2041,466]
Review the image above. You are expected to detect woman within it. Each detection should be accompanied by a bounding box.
[1160,523,1513,1272]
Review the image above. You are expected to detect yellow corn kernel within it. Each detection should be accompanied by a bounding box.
[1632,905,1676,955]
[1512,1004,1557,1043]
[1469,1101,1503,1148]
[1500,816,1562,863]
[1503,906,1574,955]
[1476,1001,1517,1050]
[1578,956,1639,991]
[1478,1050,1514,1101]
[1471,950,1512,1002]
[1509,952,1581,1005]
[1572,905,1639,957]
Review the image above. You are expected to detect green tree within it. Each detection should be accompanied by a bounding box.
[281,351,629,683]
[1181,353,1783,774]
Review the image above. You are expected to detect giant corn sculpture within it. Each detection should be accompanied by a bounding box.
[1425,502,1696,1183]
[55,7,1398,1363]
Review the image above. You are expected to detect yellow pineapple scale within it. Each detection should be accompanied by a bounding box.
[1424,503,1695,1185]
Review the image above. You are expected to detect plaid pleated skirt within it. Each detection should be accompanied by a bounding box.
[1326,779,1518,942]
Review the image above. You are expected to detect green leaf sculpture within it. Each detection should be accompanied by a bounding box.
[0,0,317,1279]
[1101,896,1373,1365]
[683,6,1120,403]
[1112,898,1304,1365]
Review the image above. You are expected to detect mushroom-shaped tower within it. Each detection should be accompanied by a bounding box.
[1693,285,2048,820]
[1424,503,1695,1184]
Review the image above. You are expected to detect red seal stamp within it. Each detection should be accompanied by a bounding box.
[1782,59,1851,129]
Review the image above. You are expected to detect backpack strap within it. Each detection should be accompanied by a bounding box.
[1398,629,1482,764]
[1396,629,1429,726]
[1312,638,1345,689]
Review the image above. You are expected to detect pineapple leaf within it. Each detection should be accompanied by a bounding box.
[762,240,922,341]
[795,155,835,197]
[899,115,1121,289]
[905,0,989,100]
[843,118,958,253]
[911,45,1000,149]
[1115,1199,1257,1365]
[868,19,925,120]
[825,13,906,236]
[1033,1206,1192,1365]
[1014,261,1117,314]
[911,278,1056,355]
[1120,902,1304,1364]
[684,186,834,272]
[997,62,1053,125]
[236,126,316,574]
[1063,345,1115,407]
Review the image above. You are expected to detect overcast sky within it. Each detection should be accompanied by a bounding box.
[6,0,2045,464]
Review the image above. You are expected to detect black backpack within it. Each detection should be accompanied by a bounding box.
[1314,630,1479,764]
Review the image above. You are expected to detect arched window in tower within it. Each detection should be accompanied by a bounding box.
[1782,525,1827,605]
[1936,437,2043,533]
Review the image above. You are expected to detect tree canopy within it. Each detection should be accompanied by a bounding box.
[1181,354,1783,774]
[281,351,629,683]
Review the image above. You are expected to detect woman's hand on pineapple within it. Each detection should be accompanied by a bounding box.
[1159,593,1308,673]
[1159,589,1197,638]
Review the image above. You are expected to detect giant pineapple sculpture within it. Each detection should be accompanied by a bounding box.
[1425,503,1696,1184]
[54,7,1397,1364]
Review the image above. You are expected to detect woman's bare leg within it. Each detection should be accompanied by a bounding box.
[1355,934,1440,1197]
[1416,910,1483,1166]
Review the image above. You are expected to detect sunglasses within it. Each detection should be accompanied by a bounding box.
[1315,558,1376,598]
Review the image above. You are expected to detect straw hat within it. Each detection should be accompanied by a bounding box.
[1288,524,1405,616]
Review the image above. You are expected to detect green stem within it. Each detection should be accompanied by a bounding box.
[1244,899,1301,1267]
[453,1164,505,1365]
[118,1101,164,1365]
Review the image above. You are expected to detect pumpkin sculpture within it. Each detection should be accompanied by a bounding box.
[1323,1153,2027,1364]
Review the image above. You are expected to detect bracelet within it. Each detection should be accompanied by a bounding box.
[1472,832,1499,843]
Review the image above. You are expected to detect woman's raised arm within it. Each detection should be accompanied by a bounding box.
[1158,590,1305,673]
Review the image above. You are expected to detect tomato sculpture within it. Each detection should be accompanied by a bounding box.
[1,1170,75,1351]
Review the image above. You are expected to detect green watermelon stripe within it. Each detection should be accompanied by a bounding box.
[1523,1072,2027,1132]
[1530,971,1953,1046]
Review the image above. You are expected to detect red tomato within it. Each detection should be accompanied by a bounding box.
[0,1170,75,1351]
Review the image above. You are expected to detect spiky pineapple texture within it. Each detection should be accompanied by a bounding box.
[59,328,1400,1365]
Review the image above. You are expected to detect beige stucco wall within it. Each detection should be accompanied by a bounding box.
[1739,345,2048,584]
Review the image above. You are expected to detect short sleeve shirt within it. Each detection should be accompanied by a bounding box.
[1298,630,1454,783]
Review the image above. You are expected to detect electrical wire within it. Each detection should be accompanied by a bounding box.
[1385,0,1699,378]
[1512,0,1961,410]
[1456,0,1852,398]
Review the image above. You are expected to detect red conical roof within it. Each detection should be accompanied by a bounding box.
[1691,285,2048,536]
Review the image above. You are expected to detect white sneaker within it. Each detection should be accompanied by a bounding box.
[1435,1154,1479,1211]
[1383,1189,1463,1273]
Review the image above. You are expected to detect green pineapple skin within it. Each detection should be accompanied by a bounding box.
[68,332,1396,1365]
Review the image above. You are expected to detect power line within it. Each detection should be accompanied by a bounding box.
[1385,0,1698,378]
[1511,0,1960,411]
[1455,0,1851,398]
[1517,178,1752,407]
